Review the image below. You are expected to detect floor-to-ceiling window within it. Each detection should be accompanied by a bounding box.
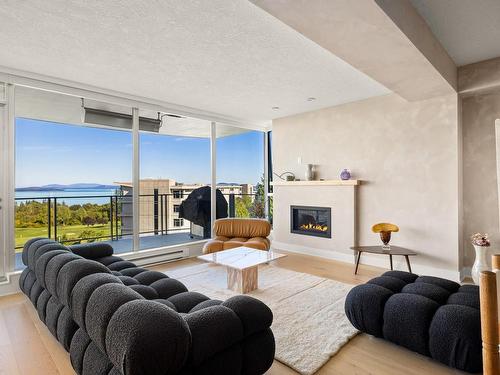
[216,125,265,219]
[138,117,211,250]
[14,87,134,268]
[8,83,268,272]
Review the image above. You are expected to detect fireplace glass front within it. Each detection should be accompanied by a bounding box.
[290,205,331,238]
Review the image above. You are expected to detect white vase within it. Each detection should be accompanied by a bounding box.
[305,164,314,181]
[471,245,491,285]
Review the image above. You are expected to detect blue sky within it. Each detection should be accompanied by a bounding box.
[15,118,264,187]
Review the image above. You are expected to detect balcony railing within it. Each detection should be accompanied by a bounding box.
[14,191,266,250]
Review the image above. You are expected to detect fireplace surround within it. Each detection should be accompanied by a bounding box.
[290,205,332,238]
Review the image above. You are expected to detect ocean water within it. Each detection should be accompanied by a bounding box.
[15,188,120,205]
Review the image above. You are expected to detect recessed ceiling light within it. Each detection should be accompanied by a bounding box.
[272,106,280,110]
[307,97,316,102]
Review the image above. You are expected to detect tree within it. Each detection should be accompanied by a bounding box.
[250,175,267,218]
[235,196,251,218]
[82,214,96,226]
[79,229,103,242]
[57,204,71,225]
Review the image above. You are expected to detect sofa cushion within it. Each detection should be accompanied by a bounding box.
[30,242,68,271]
[44,253,82,297]
[415,276,460,293]
[150,278,189,299]
[383,293,440,356]
[71,273,123,330]
[56,258,111,308]
[85,283,144,353]
[203,240,224,254]
[184,305,244,366]
[24,238,57,270]
[244,237,270,251]
[401,282,450,305]
[133,270,168,285]
[429,305,481,373]
[168,292,210,313]
[447,292,480,309]
[222,295,273,337]
[106,300,191,375]
[367,276,407,293]
[223,241,246,250]
[22,237,48,266]
[382,270,419,284]
[214,218,271,238]
[35,249,69,289]
[70,243,114,259]
[129,285,159,299]
[344,283,394,337]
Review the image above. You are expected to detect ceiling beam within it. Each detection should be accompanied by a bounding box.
[250,0,457,101]
[458,56,500,96]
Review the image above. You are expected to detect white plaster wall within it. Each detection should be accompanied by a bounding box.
[272,93,460,279]
[462,92,500,269]
[272,184,356,262]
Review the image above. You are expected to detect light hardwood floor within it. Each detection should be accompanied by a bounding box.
[0,252,466,375]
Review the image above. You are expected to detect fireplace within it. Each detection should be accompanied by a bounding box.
[290,205,331,238]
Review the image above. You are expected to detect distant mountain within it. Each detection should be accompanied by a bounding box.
[16,183,119,191]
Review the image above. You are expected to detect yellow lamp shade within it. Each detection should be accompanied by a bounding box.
[372,223,399,233]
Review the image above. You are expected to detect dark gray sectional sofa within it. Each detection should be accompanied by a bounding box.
[344,270,481,373]
[19,238,275,375]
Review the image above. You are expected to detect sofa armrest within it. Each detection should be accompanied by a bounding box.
[221,295,273,336]
[106,300,191,375]
[183,295,273,366]
[69,242,114,259]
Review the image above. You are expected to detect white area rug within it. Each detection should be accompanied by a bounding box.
[166,263,359,375]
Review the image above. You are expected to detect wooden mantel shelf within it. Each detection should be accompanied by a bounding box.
[271,179,360,186]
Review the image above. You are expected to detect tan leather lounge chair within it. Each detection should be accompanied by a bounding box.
[203,218,271,254]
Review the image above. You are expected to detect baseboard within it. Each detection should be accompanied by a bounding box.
[271,240,461,282]
[0,271,21,297]
[272,240,356,264]
[460,267,472,281]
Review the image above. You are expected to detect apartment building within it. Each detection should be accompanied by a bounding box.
[117,179,254,235]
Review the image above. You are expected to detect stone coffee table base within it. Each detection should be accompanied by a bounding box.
[198,246,287,293]
[227,266,258,293]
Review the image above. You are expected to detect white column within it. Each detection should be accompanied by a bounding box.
[210,121,217,237]
[0,83,7,279]
[0,82,15,277]
[132,108,140,251]
[264,131,269,220]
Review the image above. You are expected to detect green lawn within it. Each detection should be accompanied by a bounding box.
[15,223,115,252]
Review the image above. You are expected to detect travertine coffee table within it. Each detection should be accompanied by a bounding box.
[198,247,287,293]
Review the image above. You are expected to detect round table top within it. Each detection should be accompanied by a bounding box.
[350,245,417,256]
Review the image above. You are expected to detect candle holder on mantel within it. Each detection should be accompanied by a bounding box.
[372,223,399,251]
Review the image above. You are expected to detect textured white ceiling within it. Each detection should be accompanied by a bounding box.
[0,0,389,126]
[410,0,500,66]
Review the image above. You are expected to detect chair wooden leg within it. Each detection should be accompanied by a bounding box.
[389,254,393,270]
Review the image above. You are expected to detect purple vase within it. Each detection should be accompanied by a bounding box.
[340,169,351,180]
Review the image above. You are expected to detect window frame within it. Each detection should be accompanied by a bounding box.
[4,75,270,274]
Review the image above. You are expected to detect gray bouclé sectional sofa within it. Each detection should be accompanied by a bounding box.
[19,238,275,375]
